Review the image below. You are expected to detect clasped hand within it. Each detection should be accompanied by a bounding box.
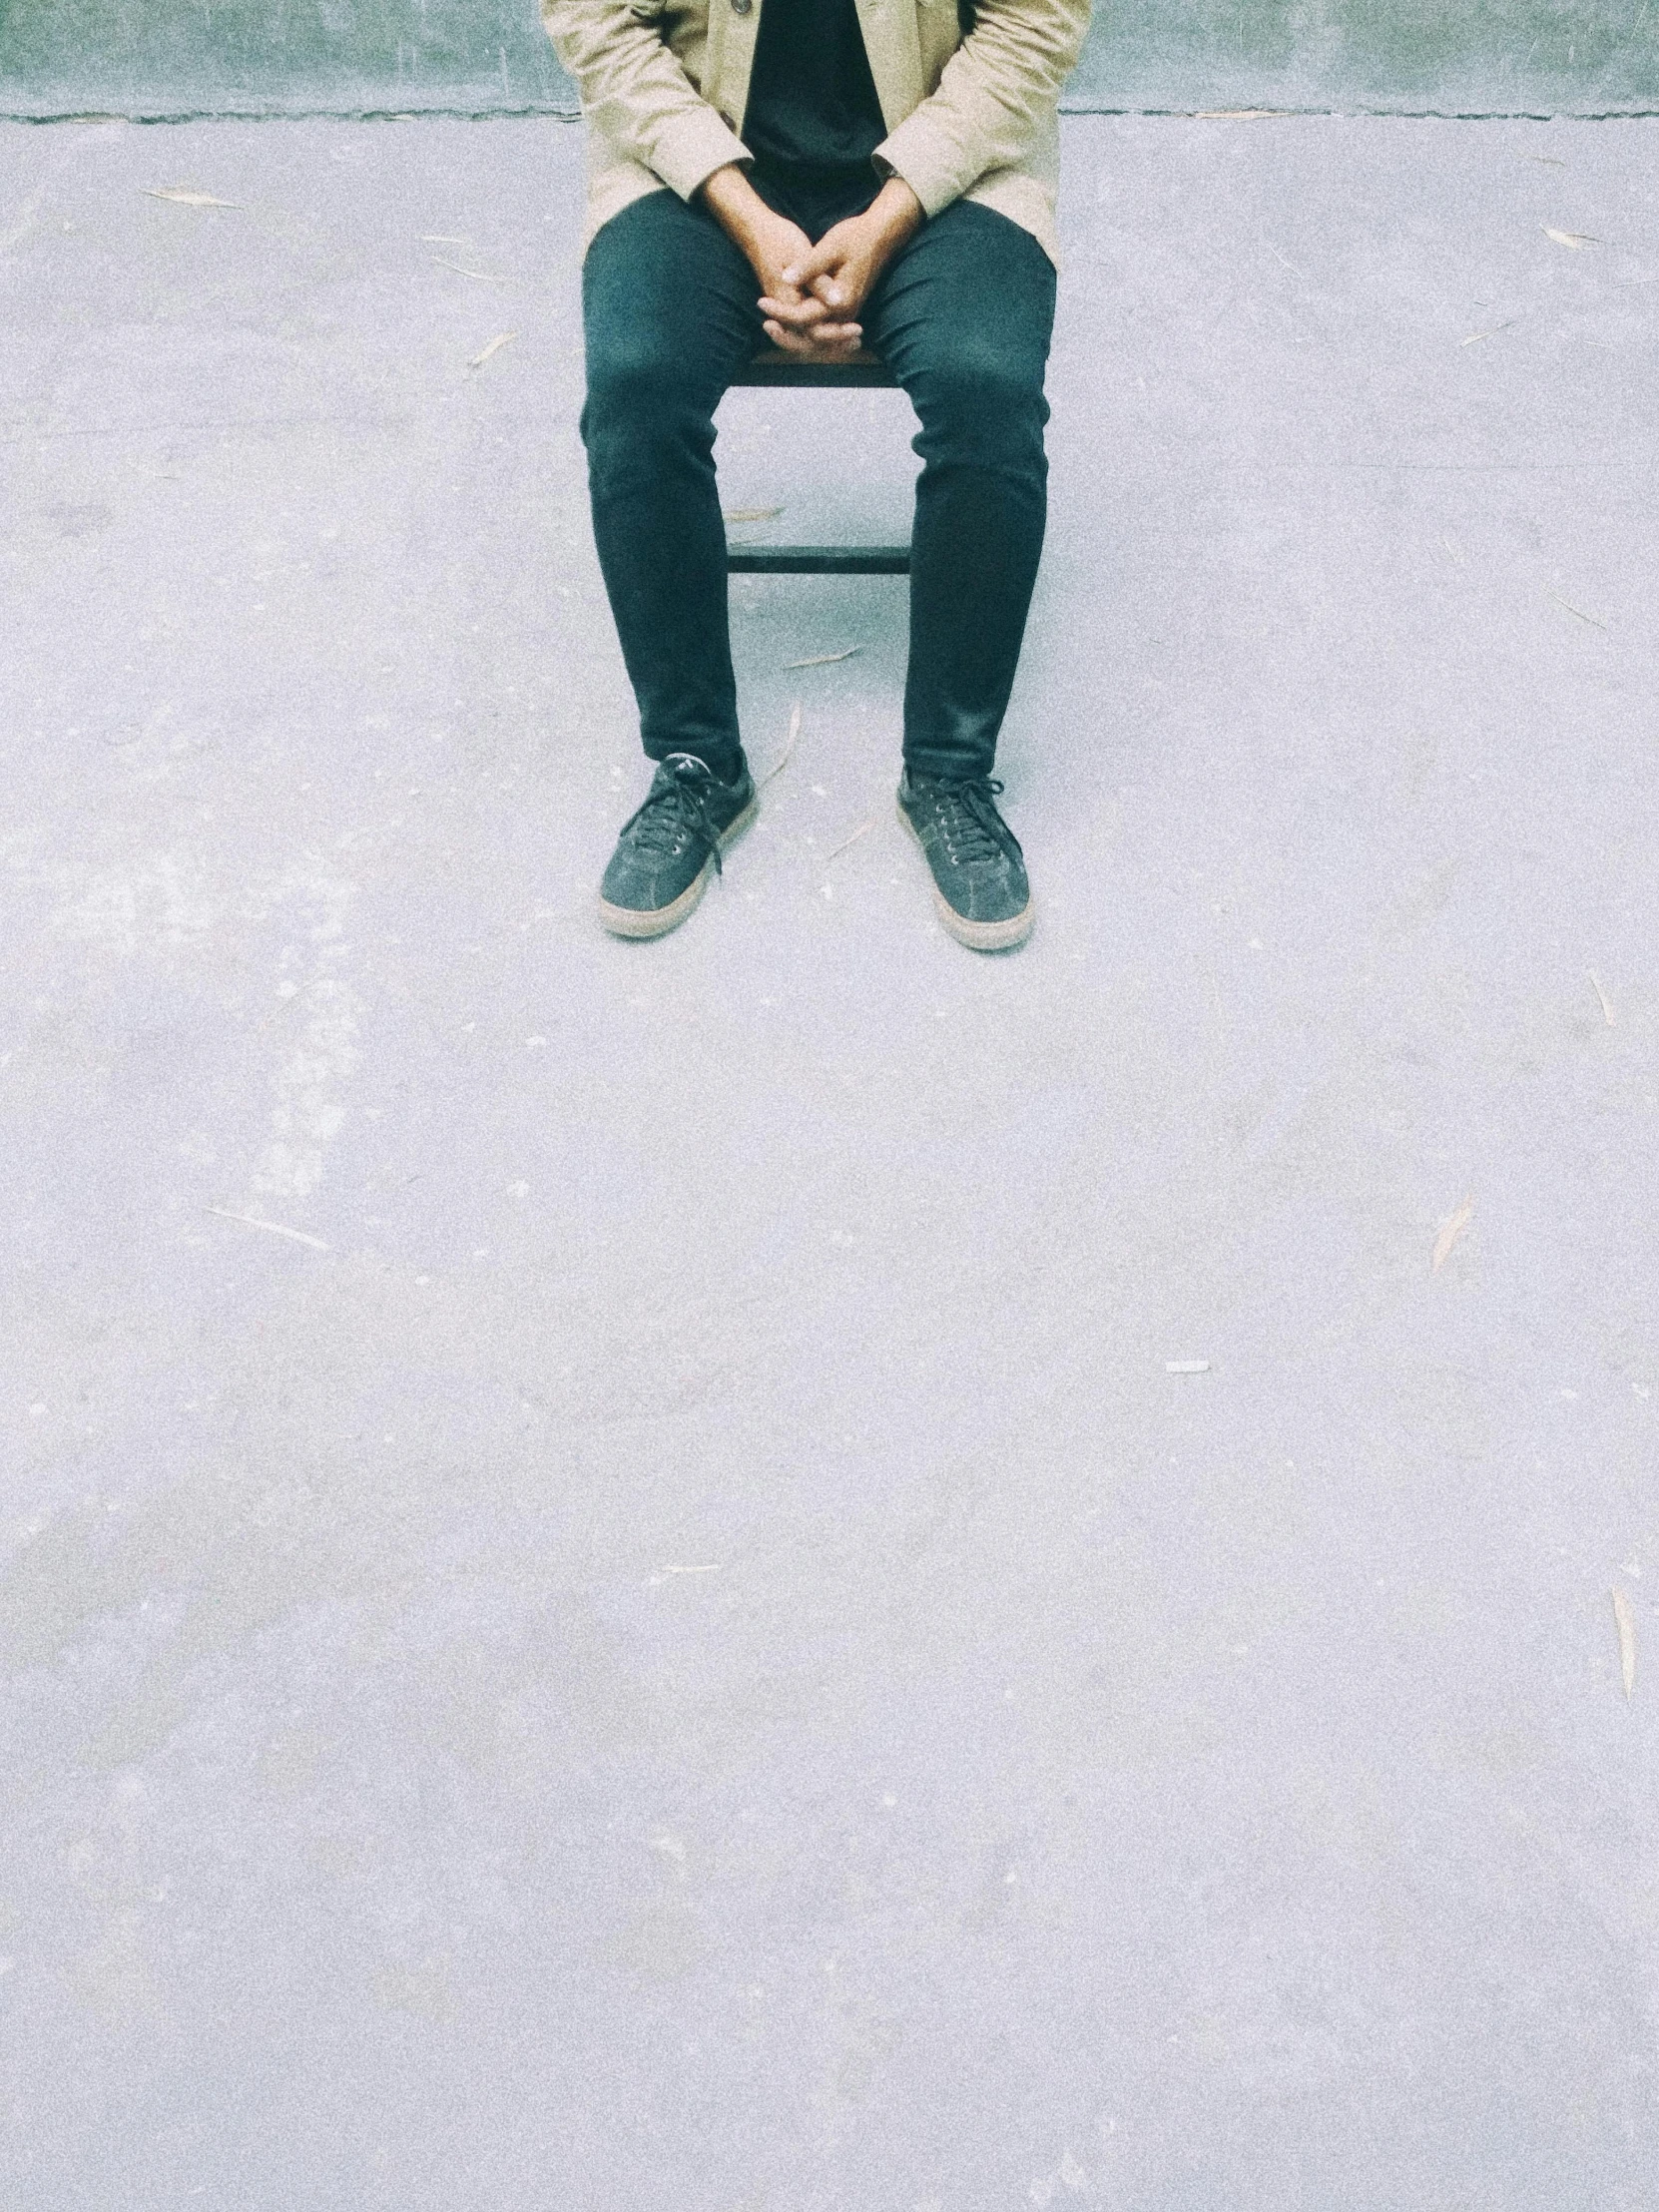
[701,167,924,364]
[758,213,887,359]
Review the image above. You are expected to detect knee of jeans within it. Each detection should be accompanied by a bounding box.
[909,351,1047,458]
[584,344,706,441]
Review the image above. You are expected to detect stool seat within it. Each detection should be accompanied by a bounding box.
[724,347,910,573]
[728,345,899,390]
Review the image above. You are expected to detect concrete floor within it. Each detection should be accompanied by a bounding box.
[2,113,1657,2209]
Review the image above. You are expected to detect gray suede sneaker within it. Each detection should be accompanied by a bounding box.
[897,769,1034,951]
[598,753,758,939]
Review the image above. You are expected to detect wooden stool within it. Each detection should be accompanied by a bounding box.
[724,348,911,576]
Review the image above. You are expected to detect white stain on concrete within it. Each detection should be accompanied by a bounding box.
[0,188,44,254]
[47,849,361,1206]
[250,973,359,1199]
[248,871,360,1204]
[53,851,216,961]
[1029,2149,1089,2204]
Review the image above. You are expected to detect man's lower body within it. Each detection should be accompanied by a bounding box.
[579,187,1057,947]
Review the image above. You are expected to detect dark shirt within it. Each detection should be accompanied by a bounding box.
[742,0,887,240]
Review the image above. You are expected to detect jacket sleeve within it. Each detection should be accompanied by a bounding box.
[541,0,750,203]
[873,0,1093,218]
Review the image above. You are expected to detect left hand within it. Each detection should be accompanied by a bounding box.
[759,178,924,359]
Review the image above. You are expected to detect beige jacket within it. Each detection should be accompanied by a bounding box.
[542,0,1092,267]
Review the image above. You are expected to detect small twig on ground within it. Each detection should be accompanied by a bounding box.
[1431,1195,1474,1274]
[141,186,242,209]
[825,819,874,863]
[431,257,506,282]
[760,700,802,786]
[468,332,517,369]
[207,1207,330,1252]
[1548,592,1608,631]
[786,645,863,669]
[1613,1586,1637,1699]
[1588,970,1615,1026]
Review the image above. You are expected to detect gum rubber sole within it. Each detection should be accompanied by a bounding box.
[897,797,1034,952]
[597,792,759,939]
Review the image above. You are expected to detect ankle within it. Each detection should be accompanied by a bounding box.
[653,747,745,785]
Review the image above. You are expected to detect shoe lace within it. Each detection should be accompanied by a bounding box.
[922,778,1023,868]
[620,755,729,876]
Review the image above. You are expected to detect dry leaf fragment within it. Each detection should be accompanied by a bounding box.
[1165,1360,1211,1375]
[467,332,517,370]
[1431,1195,1474,1273]
[431,257,505,282]
[1588,970,1615,1025]
[142,186,242,209]
[785,646,862,668]
[760,700,802,786]
[723,505,784,524]
[1543,228,1598,249]
[1613,1586,1637,1698]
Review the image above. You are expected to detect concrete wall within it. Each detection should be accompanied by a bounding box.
[1,0,1654,119]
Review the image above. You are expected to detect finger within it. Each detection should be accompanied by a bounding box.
[760,309,830,341]
[788,240,848,290]
[758,293,829,326]
[762,318,830,356]
[762,320,862,359]
[763,312,861,345]
[779,250,832,287]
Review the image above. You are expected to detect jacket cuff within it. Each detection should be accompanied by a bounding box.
[873,113,973,220]
[650,104,753,203]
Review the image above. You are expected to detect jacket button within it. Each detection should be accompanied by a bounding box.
[731,0,752,13]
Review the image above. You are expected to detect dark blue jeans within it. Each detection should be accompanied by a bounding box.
[580,189,1057,784]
